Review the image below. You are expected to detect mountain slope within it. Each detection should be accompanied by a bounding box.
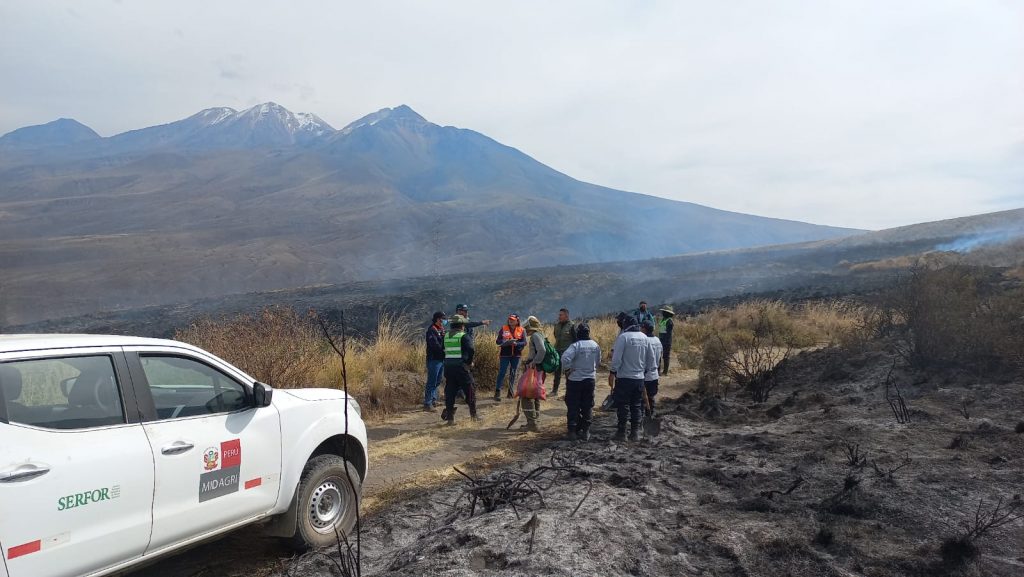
[0,104,857,324]
[13,208,1021,337]
[0,118,100,148]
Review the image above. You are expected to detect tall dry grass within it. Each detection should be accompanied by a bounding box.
[176,307,524,418]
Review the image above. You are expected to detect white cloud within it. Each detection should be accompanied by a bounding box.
[0,0,1020,229]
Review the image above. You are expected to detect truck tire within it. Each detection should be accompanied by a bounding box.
[291,454,361,549]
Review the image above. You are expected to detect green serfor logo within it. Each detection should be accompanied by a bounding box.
[57,485,121,511]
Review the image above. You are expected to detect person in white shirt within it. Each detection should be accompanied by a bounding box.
[641,321,663,417]
[559,323,601,441]
[609,315,656,442]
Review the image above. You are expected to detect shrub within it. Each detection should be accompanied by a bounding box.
[175,306,327,388]
[698,303,794,402]
[177,307,426,418]
[890,266,1024,373]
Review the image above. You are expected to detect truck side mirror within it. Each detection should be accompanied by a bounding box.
[253,381,274,408]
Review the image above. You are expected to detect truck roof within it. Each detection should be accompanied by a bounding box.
[0,334,203,354]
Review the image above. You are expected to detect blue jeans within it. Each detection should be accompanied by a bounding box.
[425,359,444,406]
[495,356,521,397]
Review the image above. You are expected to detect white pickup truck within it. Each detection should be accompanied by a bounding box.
[0,334,367,577]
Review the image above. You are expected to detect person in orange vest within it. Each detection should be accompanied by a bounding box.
[494,314,527,401]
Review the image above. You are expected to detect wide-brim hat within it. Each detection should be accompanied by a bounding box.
[449,314,468,325]
[659,305,675,316]
[525,315,542,332]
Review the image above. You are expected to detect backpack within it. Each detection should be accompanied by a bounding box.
[541,337,560,373]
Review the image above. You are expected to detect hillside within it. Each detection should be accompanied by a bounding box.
[12,207,1021,337]
[0,104,856,324]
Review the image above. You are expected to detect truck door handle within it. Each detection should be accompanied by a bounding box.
[0,464,51,482]
[161,441,195,455]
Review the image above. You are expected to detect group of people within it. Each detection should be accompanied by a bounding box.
[422,301,678,442]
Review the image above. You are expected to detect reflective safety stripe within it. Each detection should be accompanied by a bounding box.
[8,540,41,559]
[444,332,465,359]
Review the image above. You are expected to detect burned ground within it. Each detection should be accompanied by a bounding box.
[281,347,1024,577]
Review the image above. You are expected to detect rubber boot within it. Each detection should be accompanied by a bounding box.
[446,406,458,426]
[579,426,591,442]
[613,425,627,442]
[628,426,640,442]
[566,427,577,442]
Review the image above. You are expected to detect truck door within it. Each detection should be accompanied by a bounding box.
[0,351,154,577]
[123,349,282,553]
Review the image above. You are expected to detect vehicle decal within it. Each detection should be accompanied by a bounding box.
[198,438,241,502]
[221,439,241,468]
[7,540,39,560]
[57,485,121,511]
[203,447,219,470]
[7,532,69,560]
[244,477,262,489]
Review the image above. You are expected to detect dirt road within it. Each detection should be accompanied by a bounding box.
[128,371,696,576]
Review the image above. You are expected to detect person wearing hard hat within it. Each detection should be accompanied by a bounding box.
[657,305,675,375]
[441,314,478,425]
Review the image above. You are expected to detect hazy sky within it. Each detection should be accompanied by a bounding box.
[1,1,1021,230]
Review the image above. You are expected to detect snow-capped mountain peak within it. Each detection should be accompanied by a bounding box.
[340,105,427,134]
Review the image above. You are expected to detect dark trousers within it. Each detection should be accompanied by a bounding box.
[660,340,672,374]
[564,378,595,433]
[644,379,659,416]
[552,353,568,393]
[613,378,644,432]
[443,364,477,417]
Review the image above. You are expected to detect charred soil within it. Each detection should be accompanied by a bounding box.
[282,348,1024,577]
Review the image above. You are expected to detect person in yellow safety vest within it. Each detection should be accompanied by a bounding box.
[441,315,478,425]
[657,305,675,375]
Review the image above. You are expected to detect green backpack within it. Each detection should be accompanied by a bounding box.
[541,337,560,373]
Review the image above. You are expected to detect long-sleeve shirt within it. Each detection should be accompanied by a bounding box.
[526,331,546,367]
[495,326,527,357]
[633,308,655,328]
[553,321,577,352]
[464,319,486,338]
[645,336,663,381]
[610,329,655,380]
[425,324,446,361]
[444,333,475,366]
[560,339,601,381]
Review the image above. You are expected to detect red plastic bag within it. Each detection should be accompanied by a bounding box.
[516,366,547,400]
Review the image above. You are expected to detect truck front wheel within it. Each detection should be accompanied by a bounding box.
[291,454,361,549]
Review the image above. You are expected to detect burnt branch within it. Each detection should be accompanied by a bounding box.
[843,441,868,468]
[871,455,912,481]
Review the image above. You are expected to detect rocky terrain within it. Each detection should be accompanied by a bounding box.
[280,347,1024,577]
